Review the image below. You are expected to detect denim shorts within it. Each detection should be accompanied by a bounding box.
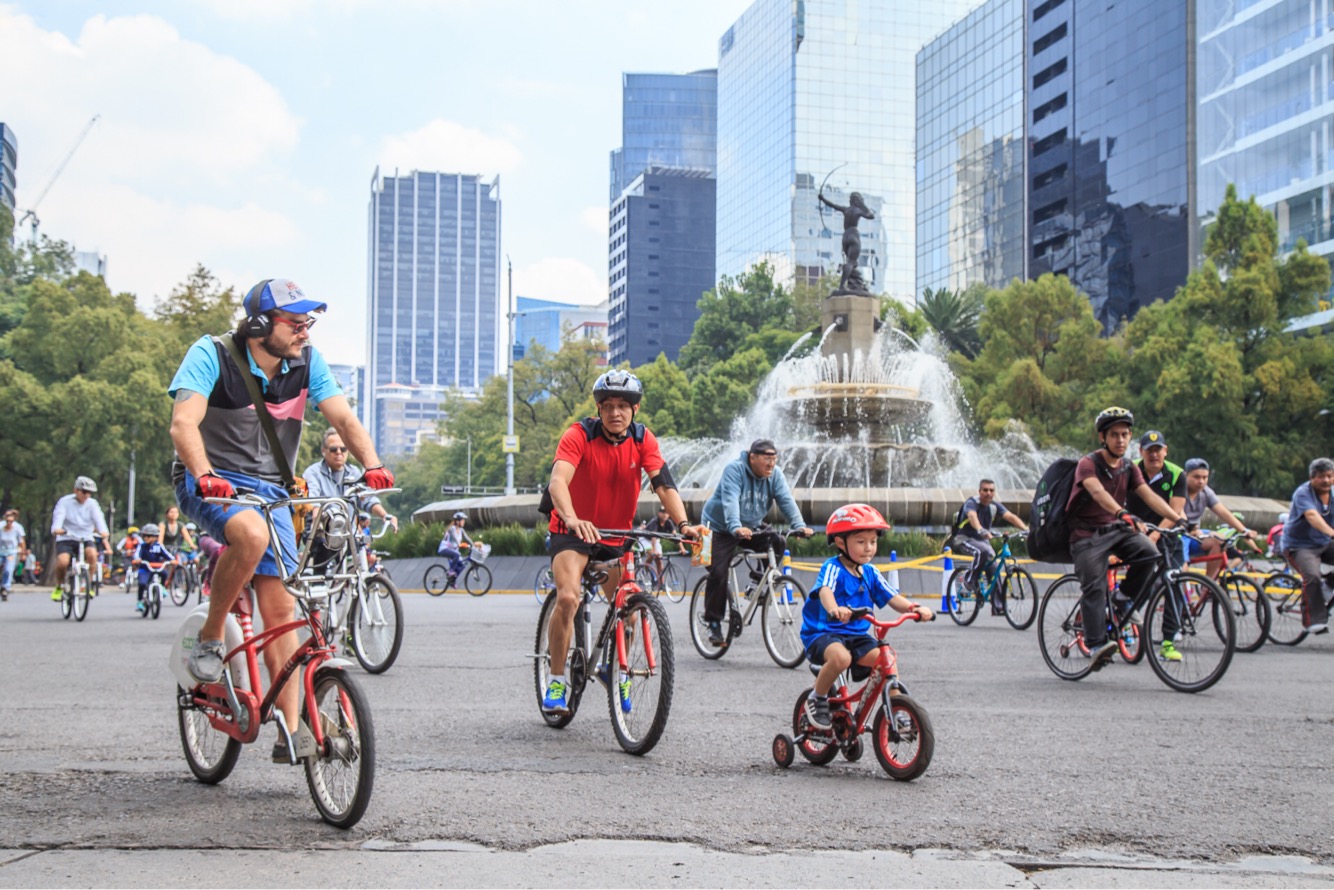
[805,632,882,666]
[174,468,296,578]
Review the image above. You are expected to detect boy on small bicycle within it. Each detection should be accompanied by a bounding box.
[801,504,932,731]
[132,523,174,614]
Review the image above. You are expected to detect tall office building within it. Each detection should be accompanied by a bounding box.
[326,363,366,421]
[609,71,717,202]
[608,167,716,366]
[917,0,1195,331]
[716,0,979,300]
[366,169,501,456]
[0,123,16,214]
[515,296,609,356]
[916,0,1026,296]
[1198,1,1334,276]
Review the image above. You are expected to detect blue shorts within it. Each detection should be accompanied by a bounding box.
[1182,535,1204,559]
[805,632,882,666]
[174,468,296,578]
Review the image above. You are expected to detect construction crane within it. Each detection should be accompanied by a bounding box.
[17,114,100,241]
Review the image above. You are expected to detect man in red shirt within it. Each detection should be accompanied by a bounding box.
[542,369,697,714]
[1070,407,1185,669]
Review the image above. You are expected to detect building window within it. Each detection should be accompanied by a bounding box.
[1033,58,1067,89]
[1033,128,1067,156]
[1033,163,1067,190]
[1033,199,1067,224]
[1033,23,1067,54]
[1032,0,1065,21]
[1033,94,1067,123]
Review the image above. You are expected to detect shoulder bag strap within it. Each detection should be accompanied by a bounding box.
[215,335,298,491]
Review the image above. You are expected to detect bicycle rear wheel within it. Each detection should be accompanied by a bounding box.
[791,689,838,765]
[170,572,190,606]
[873,695,934,781]
[1002,566,1039,630]
[687,576,728,659]
[1263,573,1306,646]
[662,562,685,603]
[534,590,584,728]
[177,685,242,784]
[945,567,981,626]
[1219,573,1269,653]
[608,593,674,755]
[60,576,73,620]
[304,667,376,829]
[1036,574,1095,681]
[423,563,450,596]
[1144,574,1233,693]
[463,563,492,596]
[350,574,404,674]
[534,565,555,604]
[761,574,809,668]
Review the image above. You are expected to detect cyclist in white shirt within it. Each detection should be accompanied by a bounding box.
[49,476,112,601]
[0,509,26,600]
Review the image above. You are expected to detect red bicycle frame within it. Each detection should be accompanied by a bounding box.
[824,612,924,736]
[187,589,342,749]
[611,545,657,677]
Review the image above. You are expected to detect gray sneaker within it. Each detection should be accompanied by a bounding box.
[804,694,833,731]
[1085,640,1118,671]
[188,639,226,683]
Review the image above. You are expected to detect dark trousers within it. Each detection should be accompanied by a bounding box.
[1071,526,1157,648]
[1287,543,1334,627]
[703,530,770,623]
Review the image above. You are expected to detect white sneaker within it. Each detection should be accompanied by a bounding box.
[1307,622,1329,635]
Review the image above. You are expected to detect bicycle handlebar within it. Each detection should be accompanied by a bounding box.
[847,606,933,632]
[598,528,696,542]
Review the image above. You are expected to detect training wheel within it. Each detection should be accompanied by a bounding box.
[772,733,794,768]
[843,737,864,762]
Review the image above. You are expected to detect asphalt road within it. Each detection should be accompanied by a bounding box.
[3,577,1334,887]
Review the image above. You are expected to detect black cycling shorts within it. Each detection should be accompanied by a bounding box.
[55,540,98,560]
[547,532,627,563]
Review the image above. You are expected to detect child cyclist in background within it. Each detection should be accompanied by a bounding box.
[801,503,932,731]
[131,523,174,614]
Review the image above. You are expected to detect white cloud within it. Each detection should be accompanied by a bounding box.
[581,206,609,237]
[513,257,605,305]
[377,120,523,176]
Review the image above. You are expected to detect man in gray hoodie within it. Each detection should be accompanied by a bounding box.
[699,439,813,644]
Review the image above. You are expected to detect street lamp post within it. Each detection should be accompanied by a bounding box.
[505,257,516,496]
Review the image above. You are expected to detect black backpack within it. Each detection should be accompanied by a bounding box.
[1027,458,1081,563]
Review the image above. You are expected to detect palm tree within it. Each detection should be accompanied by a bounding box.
[918,284,984,358]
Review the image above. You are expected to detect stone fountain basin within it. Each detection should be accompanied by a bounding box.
[774,382,935,439]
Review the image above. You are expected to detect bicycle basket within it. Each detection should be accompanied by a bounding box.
[471,542,492,563]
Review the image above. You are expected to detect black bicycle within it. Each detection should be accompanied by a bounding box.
[1038,526,1235,693]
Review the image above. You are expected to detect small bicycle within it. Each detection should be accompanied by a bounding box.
[138,560,169,619]
[423,542,493,596]
[634,542,688,603]
[772,608,934,780]
[324,513,403,674]
[943,532,1038,630]
[533,529,682,755]
[1187,528,1270,653]
[688,528,810,668]
[170,550,201,607]
[175,488,377,828]
[58,541,101,622]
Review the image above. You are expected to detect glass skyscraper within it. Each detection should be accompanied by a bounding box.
[916,0,1026,295]
[365,168,501,456]
[1198,1,1334,272]
[716,0,979,300]
[0,124,16,214]
[610,70,717,202]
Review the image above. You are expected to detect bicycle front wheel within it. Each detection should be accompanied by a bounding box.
[1144,574,1233,693]
[150,587,161,620]
[761,574,809,668]
[73,577,90,622]
[873,695,934,781]
[1002,565,1039,631]
[350,574,404,674]
[534,565,555,604]
[1036,574,1095,681]
[463,563,493,596]
[170,572,190,606]
[609,593,674,756]
[177,685,241,784]
[1263,573,1306,646]
[1219,572,1269,653]
[945,567,980,626]
[687,576,728,659]
[662,562,686,603]
[304,667,376,829]
[423,563,450,596]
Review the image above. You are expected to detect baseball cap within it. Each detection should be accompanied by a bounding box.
[246,278,328,316]
[749,438,777,455]
[1139,430,1168,450]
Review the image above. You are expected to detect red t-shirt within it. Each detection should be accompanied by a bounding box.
[549,420,665,544]
[1068,451,1146,541]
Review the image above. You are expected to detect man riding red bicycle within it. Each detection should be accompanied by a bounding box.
[540,370,698,715]
[168,278,393,761]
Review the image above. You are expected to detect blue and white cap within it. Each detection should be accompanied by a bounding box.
[245,278,327,316]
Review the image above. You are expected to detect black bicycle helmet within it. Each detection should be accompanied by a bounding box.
[592,369,643,406]
[1094,406,1134,435]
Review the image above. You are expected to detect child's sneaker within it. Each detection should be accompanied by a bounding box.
[894,709,913,732]
[135,601,145,614]
[804,694,833,731]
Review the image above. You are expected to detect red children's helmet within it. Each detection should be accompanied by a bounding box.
[825,503,891,545]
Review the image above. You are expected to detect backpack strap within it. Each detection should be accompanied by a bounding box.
[213,335,300,494]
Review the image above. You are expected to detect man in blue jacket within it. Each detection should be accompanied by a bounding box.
[699,439,813,644]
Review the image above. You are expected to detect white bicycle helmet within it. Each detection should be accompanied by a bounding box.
[74,475,97,493]
[140,523,161,536]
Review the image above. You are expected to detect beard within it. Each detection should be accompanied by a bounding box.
[258,333,303,361]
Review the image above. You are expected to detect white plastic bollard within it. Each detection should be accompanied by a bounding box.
[939,547,954,612]
[886,549,900,593]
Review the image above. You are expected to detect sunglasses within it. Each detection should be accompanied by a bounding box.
[325,446,348,453]
[273,314,318,333]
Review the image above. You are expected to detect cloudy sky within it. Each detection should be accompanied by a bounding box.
[2,0,749,364]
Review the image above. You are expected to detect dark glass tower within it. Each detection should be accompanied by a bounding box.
[609,71,717,203]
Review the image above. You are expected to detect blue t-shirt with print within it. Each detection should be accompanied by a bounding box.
[1285,482,1334,550]
[800,555,898,647]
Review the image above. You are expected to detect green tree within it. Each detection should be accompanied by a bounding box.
[918,283,985,358]
[632,352,692,437]
[677,262,792,374]
[687,346,772,434]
